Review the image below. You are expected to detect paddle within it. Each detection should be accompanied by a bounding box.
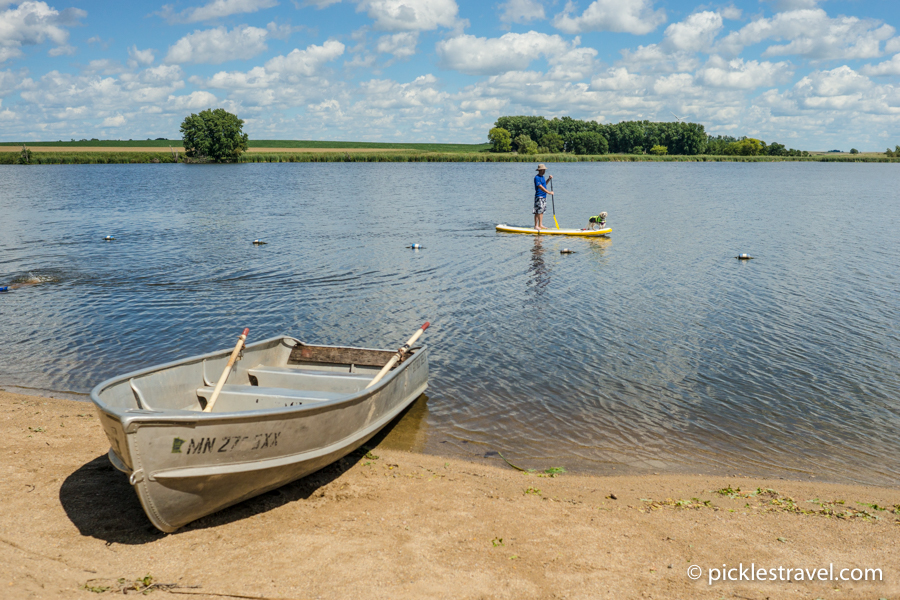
[550,179,560,230]
[365,322,430,389]
[203,328,249,413]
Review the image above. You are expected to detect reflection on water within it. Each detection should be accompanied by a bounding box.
[1,162,899,486]
[527,236,550,301]
[377,394,430,453]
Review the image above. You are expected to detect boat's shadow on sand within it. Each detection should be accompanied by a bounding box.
[59,402,420,545]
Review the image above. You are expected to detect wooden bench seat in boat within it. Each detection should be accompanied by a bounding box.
[247,365,372,393]
[196,384,346,412]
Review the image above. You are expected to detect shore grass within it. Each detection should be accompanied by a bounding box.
[1,139,492,153]
[3,150,899,165]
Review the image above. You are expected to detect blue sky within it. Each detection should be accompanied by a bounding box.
[1,0,899,148]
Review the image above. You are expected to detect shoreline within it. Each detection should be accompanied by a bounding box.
[3,149,899,165]
[1,389,897,598]
[3,384,894,489]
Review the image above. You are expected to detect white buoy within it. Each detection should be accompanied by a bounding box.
[735,253,753,260]
[407,243,423,249]
[560,248,575,254]
[253,240,267,245]
[103,235,115,241]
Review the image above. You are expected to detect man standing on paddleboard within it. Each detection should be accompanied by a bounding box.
[534,164,553,230]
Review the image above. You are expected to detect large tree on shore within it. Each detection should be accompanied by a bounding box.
[180,108,249,162]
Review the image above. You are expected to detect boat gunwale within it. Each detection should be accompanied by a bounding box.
[89,335,427,424]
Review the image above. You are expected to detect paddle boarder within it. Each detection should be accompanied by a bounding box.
[533,164,553,230]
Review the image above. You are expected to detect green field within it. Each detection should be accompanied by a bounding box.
[2,139,492,152]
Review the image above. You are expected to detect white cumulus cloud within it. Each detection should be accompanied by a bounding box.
[265,39,345,76]
[663,11,723,53]
[167,90,219,111]
[590,67,647,91]
[0,1,85,63]
[159,0,279,24]
[861,54,900,77]
[697,57,794,89]
[102,114,125,127]
[128,46,155,67]
[165,25,270,65]
[359,0,461,31]
[553,0,665,35]
[499,0,545,25]
[437,31,588,76]
[376,32,418,58]
[716,9,895,60]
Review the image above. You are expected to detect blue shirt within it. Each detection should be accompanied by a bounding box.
[534,175,547,198]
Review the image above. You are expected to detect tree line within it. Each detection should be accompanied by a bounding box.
[488,115,808,157]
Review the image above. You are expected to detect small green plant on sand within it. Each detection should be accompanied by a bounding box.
[364,451,379,460]
[541,467,566,477]
[491,537,504,547]
[524,487,541,495]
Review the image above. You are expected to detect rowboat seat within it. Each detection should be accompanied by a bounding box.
[196,384,346,412]
[248,365,372,393]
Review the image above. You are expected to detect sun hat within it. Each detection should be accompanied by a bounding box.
[535,164,547,171]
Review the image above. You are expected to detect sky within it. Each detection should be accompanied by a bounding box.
[1,0,899,149]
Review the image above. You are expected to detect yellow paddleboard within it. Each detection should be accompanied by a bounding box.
[495,224,612,236]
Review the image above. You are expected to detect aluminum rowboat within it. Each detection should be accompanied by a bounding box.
[90,335,428,532]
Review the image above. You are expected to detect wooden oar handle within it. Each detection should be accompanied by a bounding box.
[203,328,249,413]
[365,322,429,389]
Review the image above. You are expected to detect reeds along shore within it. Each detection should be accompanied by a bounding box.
[3,150,899,164]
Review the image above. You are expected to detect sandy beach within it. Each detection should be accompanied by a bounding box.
[1,389,897,599]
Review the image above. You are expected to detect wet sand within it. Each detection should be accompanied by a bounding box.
[1,389,897,599]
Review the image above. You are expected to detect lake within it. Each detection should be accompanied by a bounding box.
[1,161,898,485]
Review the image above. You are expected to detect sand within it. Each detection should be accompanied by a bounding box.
[1,389,897,599]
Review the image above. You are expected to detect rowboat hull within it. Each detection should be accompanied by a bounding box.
[90,336,428,532]
[495,224,612,236]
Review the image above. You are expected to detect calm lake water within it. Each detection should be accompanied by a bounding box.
[1,162,898,485]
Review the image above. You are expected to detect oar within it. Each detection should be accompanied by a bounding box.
[203,328,249,413]
[550,179,560,230]
[365,322,430,389]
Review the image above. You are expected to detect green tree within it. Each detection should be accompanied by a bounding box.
[488,127,512,152]
[513,134,538,154]
[849,148,859,154]
[649,145,668,155]
[767,142,786,156]
[571,131,608,155]
[540,132,564,153]
[180,108,249,162]
[495,116,550,143]
[724,138,763,156]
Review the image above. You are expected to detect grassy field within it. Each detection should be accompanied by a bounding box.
[4,139,896,163]
[2,139,492,152]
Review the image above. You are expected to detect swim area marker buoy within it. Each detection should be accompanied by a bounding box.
[735,254,754,260]
[407,244,423,250]
[560,248,575,254]
[253,240,267,245]
[103,236,115,241]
